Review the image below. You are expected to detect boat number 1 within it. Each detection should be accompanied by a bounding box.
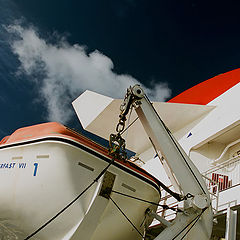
[33,163,39,176]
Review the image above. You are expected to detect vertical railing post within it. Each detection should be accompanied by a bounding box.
[215,183,219,213]
[225,207,237,240]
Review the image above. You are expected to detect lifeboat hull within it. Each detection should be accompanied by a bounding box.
[0,124,161,240]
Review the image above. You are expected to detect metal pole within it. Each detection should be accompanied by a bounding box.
[225,207,237,240]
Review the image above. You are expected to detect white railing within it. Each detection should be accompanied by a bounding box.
[201,156,240,213]
[156,185,178,221]
[201,175,219,213]
[202,155,240,191]
[153,156,240,224]
[156,178,220,222]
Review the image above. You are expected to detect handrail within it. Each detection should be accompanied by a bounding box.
[154,156,240,223]
[203,155,240,175]
[156,174,220,221]
[201,175,219,213]
[212,138,240,164]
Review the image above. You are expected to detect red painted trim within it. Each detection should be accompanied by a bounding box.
[0,136,10,145]
[168,68,240,105]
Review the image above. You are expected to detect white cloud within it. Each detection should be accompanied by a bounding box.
[6,24,171,123]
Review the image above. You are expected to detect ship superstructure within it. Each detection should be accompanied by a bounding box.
[74,69,240,239]
[1,69,240,239]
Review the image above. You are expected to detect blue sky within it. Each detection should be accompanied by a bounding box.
[1,0,240,140]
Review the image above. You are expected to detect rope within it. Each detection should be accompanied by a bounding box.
[120,116,139,135]
[123,105,133,142]
[109,195,144,238]
[24,158,115,240]
[148,137,182,202]
[172,208,206,240]
[179,214,202,240]
[110,191,206,240]
[112,190,182,212]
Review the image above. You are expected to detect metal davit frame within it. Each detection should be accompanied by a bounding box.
[119,85,213,240]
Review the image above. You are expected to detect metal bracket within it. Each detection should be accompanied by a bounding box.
[99,171,116,199]
[146,209,172,228]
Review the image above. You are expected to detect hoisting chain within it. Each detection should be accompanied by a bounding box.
[109,85,141,160]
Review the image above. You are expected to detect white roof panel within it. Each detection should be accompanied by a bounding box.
[72,90,214,155]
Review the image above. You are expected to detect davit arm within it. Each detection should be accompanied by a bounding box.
[122,85,213,240]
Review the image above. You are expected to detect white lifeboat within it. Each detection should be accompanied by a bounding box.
[0,122,161,240]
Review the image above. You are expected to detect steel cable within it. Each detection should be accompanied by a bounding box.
[109,195,144,239]
[112,190,182,213]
